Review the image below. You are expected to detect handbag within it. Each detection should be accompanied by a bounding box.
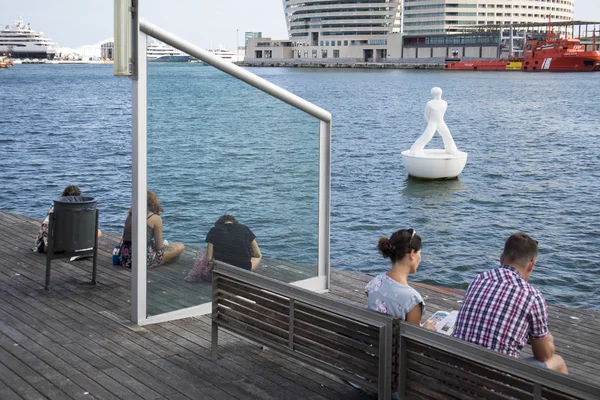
[185,248,214,283]
[112,243,122,265]
[113,221,131,266]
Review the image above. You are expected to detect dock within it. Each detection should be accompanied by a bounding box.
[0,211,598,399]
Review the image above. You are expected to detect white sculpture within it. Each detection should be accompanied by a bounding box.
[410,87,459,156]
[401,87,467,179]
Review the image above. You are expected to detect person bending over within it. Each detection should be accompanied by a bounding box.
[119,190,184,269]
[365,229,436,330]
[34,185,102,253]
[205,215,262,271]
[452,233,568,374]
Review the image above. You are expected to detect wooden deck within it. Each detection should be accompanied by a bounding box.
[0,211,598,399]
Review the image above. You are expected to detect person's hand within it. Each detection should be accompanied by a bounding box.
[423,321,437,331]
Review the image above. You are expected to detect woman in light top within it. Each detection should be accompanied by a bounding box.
[365,228,435,329]
[119,190,184,269]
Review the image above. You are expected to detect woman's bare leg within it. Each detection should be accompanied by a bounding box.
[161,242,185,264]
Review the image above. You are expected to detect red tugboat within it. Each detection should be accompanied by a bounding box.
[445,30,600,72]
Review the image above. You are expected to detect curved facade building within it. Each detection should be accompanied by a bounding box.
[403,0,575,35]
[283,0,402,45]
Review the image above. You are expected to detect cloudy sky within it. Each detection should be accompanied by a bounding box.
[1,0,598,49]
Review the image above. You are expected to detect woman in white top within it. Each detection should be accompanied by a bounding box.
[365,228,435,329]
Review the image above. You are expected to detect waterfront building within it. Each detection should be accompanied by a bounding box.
[403,0,574,35]
[245,31,262,47]
[280,0,402,61]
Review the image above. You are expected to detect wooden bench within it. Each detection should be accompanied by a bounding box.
[211,261,396,399]
[211,263,600,399]
[396,324,600,400]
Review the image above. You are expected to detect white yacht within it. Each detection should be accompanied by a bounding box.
[147,39,191,62]
[209,47,241,62]
[0,17,59,59]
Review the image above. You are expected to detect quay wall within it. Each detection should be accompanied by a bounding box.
[237,59,444,70]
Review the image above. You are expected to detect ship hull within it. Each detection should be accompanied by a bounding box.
[522,53,600,72]
[148,55,191,62]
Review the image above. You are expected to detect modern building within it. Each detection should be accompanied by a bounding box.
[246,0,580,62]
[281,0,402,60]
[244,31,262,47]
[403,0,574,35]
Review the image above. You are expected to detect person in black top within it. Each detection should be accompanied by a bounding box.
[206,215,262,271]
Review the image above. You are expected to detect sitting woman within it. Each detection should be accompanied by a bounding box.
[34,185,103,253]
[119,190,184,269]
[365,229,435,330]
[206,215,262,271]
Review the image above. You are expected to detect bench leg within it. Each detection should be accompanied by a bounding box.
[211,321,218,361]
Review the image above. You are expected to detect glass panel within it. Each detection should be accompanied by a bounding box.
[146,61,320,317]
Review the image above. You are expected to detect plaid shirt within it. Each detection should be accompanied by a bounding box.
[452,265,549,358]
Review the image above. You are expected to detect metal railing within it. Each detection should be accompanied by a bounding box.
[131,18,332,324]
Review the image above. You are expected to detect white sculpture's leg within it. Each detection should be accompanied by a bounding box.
[438,122,460,154]
[410,123,437,156]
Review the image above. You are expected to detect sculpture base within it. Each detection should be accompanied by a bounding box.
[401,149,468,180]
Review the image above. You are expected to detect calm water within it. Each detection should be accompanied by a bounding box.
[1,64,599,310]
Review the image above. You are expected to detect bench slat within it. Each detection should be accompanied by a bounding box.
[541,387,580,400]
[215,311,289,346]
[216,306,289,341]
[294,323,380,362]
[407,340,533,394]
[215,289,289,322]
[293,341,379,383]
[295,306,380,345]
[217,277,290,311]
[407,368,480,400]
[407,347,531,400]
[407,358,521,400]
[218,296,290,331]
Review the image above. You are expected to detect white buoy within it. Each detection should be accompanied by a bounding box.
[402,87,467,179]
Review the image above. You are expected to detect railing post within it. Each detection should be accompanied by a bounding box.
[131,10,147,323]
[318,119,331,290]
[378,322,392,400]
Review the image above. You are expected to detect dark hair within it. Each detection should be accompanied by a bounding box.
[502,233,538,266]
[378,229,422,264]
[61,185,81,197]
[215,215,237,226]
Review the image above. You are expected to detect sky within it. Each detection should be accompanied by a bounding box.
[1,0,599,50]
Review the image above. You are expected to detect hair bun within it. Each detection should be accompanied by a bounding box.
[377,237,394,259]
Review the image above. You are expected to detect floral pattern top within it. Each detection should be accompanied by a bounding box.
[365,273,425,320]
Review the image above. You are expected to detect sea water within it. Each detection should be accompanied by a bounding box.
[1,64,599,309]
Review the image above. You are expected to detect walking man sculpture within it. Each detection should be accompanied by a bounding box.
[410,87,460,156]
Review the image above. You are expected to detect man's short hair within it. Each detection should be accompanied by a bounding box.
[502,233,539,266]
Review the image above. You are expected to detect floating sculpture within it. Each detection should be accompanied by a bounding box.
[401,87,467,179]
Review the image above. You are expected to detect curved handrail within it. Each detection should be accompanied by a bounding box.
[139,19,332,123]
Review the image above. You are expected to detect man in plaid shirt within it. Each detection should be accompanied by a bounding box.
[452,233,568,374]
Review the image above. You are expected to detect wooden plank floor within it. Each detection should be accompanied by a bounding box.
[0,212,598,399]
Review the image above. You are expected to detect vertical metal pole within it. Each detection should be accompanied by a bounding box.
[397,324,407,399]
[131,0,147,323]
[318,120,331,290]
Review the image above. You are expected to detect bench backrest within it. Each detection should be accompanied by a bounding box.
[212,262,395,398]
[395,323,600,400]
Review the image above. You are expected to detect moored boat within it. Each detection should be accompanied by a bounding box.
[445,31,600,72]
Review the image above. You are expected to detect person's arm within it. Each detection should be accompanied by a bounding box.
[250,239,261,271]
[405,304,436,331]
[530,333,555,363]
[151,215,164,250]
[206,242,214,262]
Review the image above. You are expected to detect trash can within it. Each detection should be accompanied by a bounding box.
[52,196,97,252]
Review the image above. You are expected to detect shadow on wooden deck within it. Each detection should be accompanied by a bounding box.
[0,211,598,399]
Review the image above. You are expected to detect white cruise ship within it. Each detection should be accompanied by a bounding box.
[209,47,241,62]
[0,17,59,59]
[147,39,191,62]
